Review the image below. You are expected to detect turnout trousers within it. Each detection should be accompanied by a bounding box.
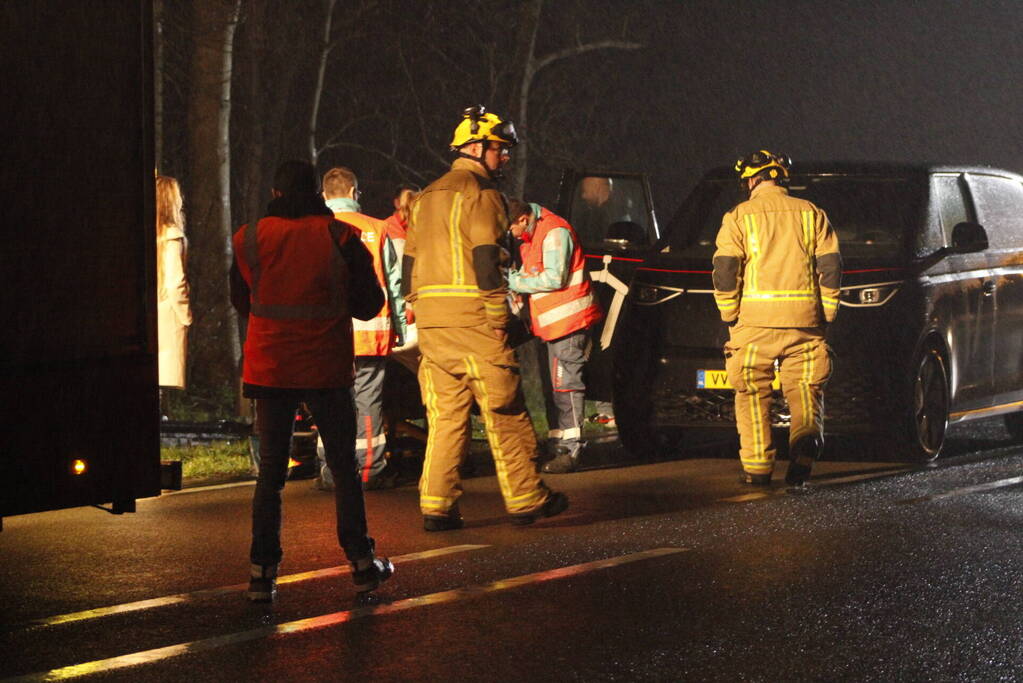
[724,324,832,476]
[417,324,551,516]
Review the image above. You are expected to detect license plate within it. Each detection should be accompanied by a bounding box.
[696,369,780,390]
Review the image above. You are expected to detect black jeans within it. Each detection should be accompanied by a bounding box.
[250,388,373,566]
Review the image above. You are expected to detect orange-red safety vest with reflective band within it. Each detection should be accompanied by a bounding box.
[334,211,393,356]
[519,207,604,341]
[233,215,354,388]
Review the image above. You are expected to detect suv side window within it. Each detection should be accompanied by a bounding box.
[966,174,1023,249]
[930,174,969,248]
[569,175,653,247]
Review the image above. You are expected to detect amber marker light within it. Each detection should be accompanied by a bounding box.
[72,459,88,475]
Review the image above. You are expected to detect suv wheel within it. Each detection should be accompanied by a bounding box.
[1004,412,1023,442]
[897,343,949,461]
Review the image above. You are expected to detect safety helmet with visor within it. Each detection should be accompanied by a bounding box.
[735,149,791,183]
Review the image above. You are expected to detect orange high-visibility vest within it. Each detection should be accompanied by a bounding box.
[334,211,394,356]
[232,215,354,388]
[519,207,603,341]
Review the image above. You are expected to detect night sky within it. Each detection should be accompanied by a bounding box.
[581,0,1023,220]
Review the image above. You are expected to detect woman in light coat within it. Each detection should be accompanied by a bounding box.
[156,176,192,389]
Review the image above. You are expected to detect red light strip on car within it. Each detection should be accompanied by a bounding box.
[584,254,645,262]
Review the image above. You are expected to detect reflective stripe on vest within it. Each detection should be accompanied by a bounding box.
[522,209,603,341]
[337,211,393,356]
[244,219,345,319]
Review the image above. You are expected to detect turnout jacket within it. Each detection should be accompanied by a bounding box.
[230,194,383,392]
[713,183,842,328]
[403,158,511,330]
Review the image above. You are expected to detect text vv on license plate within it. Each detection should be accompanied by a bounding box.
[697,369,781,390]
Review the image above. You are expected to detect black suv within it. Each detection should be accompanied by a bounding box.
[612,163,1023,460]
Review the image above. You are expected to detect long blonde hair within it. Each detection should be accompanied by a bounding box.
[395,186,418,224]
[155,175,185,292]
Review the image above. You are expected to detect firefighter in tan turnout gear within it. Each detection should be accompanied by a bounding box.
[402,105,569,530]
[713,150,842,486]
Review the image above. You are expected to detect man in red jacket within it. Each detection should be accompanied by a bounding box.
[230,160,393,602]
[507,199,604,473]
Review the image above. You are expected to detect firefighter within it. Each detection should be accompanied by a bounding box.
[317,166,405,491]
[402,105,569,530]
[506,199,604,473]
[712,150,842,486]
[230,160,393,601]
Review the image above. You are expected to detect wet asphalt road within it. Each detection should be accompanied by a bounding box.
[2,421,1023,682]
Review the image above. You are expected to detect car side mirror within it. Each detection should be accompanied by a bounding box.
[950,221,988,254]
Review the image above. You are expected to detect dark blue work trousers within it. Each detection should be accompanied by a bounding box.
[250,388,373,566]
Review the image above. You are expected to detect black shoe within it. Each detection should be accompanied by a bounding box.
[246,563,278,603]
[351,555,394,593]
[510,491,569,526]
[362,466,399,491]
[739,472,772,486]
[785,435,822,486]
[542,446,581,474]
[423,508,464,532]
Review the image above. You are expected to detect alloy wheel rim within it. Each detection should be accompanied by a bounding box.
[914,350,948,455]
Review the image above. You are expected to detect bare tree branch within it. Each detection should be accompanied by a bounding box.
[533,40,644,75]
[318,140,431,182]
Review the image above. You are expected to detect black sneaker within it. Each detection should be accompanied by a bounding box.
[510,491,569,526]
[541,445,582,474]
[739,472,772,486]
[351,556,394,593]
[423,509,464,532]
[246,563,278,603]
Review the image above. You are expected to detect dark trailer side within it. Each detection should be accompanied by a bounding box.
[1,2,161,527]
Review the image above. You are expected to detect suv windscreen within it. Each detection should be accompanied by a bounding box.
[664,175,918,258]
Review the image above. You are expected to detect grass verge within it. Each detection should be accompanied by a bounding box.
[162,440,253,481]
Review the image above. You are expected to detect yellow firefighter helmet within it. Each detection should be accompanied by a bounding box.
[449,105,518,150]
[735,149,791,181]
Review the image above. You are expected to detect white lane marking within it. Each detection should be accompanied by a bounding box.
[7,548,685,682]
[155,480,256,497]
[17,545,488,630]
[900,475,1023,504]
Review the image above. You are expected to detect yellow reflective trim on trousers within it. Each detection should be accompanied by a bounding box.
[448,192,465,284]
[744,343,766,466]
[420,364,443,510]
[798,342,814,439]
[744,214,759,291]
[463,356,515,504]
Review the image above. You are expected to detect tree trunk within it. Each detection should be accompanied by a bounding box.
[186,0,241,411]
[154,0,164,172]
[508,0,543,199]
[308,0,338,166]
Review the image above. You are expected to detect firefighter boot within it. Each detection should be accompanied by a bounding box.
[246,563,278,603]
[739,471,772,486]
[509,491,569,526]
[785,435,823,487]
[423,504,464,532]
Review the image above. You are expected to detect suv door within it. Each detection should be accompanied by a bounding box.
[555,170,658,400]
[964,173,1023,404]
[932,173,994,408]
